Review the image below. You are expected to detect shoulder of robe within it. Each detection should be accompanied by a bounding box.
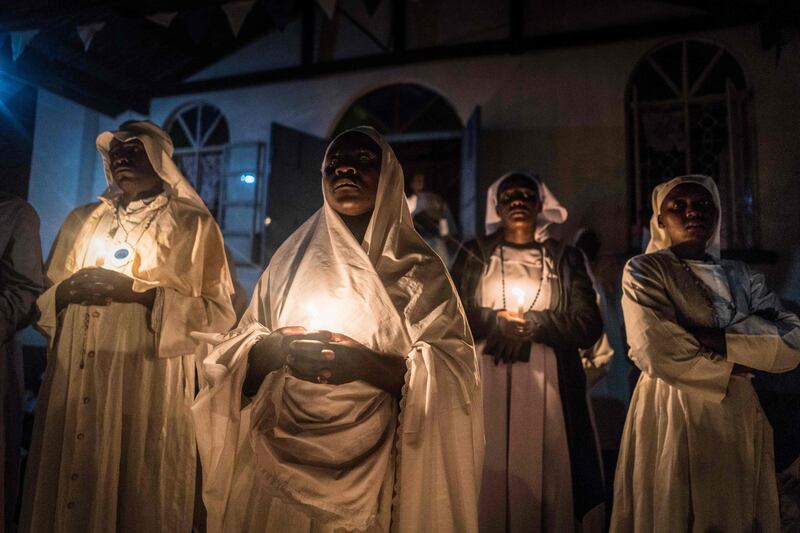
[0,194,39,225]
[720,258,750,278]
[460,237,482,255]
[553,241,586,269]
[474,230,504,258]
[0,193,31,212]
[624,251,671,282]
[268,209,323,266]
[64,202,104,228]
[167,199,217,233]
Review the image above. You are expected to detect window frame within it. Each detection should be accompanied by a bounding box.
[626,38,758,252]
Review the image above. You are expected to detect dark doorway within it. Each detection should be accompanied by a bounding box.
[264,123,327,261]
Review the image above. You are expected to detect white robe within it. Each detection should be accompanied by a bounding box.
[193,126,483,533]
[611,251,800,533]
[476,245,575,533]
[22,187,234,533]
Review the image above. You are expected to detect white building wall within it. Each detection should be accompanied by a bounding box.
[28,90,102,256]
[27,25,800,295]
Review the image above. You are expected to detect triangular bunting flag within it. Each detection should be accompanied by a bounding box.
[147,11,178,28]
[222,1,256,37]
[10,29,39,61]
[316,0,336,19]
[76,22,106,52]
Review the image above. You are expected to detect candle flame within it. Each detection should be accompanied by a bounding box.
[306,302,323,331]
[510,286,525,306]
[90,236,107,267]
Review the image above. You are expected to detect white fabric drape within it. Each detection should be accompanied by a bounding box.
[192,126,483,533]
[22,122,235,533]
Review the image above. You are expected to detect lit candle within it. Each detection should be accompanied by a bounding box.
[510,286,525,316]
[305,302,324,331]
[90,236,108,267]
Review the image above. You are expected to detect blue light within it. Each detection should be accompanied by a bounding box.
[239,173,256,184]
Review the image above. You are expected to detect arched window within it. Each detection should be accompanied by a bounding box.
[164,102,230,215]
[628,39,756,250]
[333,83,462,137]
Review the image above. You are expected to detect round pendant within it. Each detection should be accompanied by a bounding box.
[108,242,134,268]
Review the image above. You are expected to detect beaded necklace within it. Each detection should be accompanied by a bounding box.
[499,242,543,313]
[675,254,736,319]
[105,197,169,268]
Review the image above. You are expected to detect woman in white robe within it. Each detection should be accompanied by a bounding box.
[611,175,800,533]
[22,121,235,533]
[192,126,483,533]
[450,172,605,532]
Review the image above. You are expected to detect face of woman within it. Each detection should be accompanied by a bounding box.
[658,183,718,250]
[496,178,542,231]
[323,132,382,217]
[108,138,163,198]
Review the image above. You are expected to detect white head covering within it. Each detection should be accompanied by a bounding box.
[484,171,568,241]
[646,174,722,258]
[96,120,208,213]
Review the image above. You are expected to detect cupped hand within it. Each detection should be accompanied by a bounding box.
[57,267,154,308]
[496,309,535,341]
[287,331,372,385]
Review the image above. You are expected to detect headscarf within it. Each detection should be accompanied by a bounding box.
[96,120,208,213]
[485,171,568,241]
[645,174,721,258]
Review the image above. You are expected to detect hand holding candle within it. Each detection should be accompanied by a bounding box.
[55,267,155,311]
[497,285,536,342]
[287,331,371,385]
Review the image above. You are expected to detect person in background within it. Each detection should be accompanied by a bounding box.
[611,175,800,532]
[573,227,632,401]
[451,171,604,532]
[406,172,457,265]
[21,121,235,533]
[193,127,483,533]
[0,194,43,531]
[573,228,615,389]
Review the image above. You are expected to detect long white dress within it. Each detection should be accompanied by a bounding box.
[23,190,235,530]
[612,250,800,533]
[477,244,575,533]
[193,126,483,533]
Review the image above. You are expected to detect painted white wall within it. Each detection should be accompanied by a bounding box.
[28,25,800,297]
[28,90,103,256]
